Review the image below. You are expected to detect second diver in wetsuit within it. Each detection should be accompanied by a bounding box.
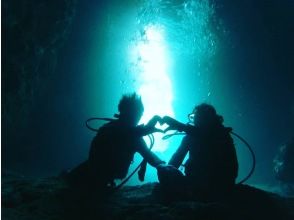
[158,103,239,200]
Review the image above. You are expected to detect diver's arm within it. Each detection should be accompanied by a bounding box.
[182,125,199,136]
[137,115,163,136]
[162,116,197,135]
[168,136,189,169]
[124,115,162,137]
[137,138,165,167]
[119,125,155,138]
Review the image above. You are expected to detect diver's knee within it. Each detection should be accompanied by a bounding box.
[157,164,184,185]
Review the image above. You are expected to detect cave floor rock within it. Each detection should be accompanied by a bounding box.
[2,173,294,220]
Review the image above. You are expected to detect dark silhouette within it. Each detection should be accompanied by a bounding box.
[158,103,239,200]
[66,93,164,192]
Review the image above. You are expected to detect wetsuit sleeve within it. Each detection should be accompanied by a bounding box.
[182,124,200,136]
[136,138,165,167]
[133,124,156,137]
[121,125,153,137]
[168,136,189,169]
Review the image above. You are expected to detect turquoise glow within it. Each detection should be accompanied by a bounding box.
[87,0,219,184]
[129,24,174,152]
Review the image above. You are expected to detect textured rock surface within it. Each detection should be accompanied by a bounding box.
[2,0,77,156]
[2,172,294,220]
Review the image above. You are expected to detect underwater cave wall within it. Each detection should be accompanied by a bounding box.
[2,0,77,173]
[213,0,294,183]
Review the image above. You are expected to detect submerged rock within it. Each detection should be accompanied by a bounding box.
[2,173,294,220]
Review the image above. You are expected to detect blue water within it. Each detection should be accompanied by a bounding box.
[4,0,293,189]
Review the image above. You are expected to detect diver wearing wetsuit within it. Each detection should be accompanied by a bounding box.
[159,104,238,199]
[88,116,164,188]
[67,93,164,190]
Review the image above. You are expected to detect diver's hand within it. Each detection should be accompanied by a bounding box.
[145,115,163,134]
[162,116,186,132]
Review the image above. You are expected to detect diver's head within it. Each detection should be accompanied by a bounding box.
[189,103,223,128]
[116,93,144,125]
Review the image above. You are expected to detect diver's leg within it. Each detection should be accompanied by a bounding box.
[157,164,187,200]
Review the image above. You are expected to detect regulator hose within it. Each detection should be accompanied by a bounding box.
[85,117,115,132]
[230,131,256,184]
[138,134,154,182]
[115,134,155,190]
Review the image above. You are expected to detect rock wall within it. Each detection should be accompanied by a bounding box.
[2,0,77,167]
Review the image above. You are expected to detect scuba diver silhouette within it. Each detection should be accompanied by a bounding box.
[158,103,239,200]
[67,93,165,191]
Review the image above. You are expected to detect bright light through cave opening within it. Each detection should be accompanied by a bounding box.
[130,24,175,152]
